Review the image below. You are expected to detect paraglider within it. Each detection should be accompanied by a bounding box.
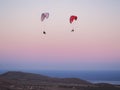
[41,12,49,22]
[70,15,77,23]
[41,12,49,34]
[40,13,78,35]
[69,15,78,32]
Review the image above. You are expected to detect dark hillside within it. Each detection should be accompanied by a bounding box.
[0,71,120,90]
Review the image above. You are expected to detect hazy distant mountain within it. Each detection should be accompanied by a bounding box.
[0,71,120,90]
[0,71,49,80]
[0,71,91,85]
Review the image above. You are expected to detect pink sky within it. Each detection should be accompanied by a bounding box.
[0,0,120,71]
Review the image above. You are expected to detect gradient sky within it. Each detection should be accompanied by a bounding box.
[0,0,120,71]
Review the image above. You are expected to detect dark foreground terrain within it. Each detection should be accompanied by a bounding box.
[0,71,120,90]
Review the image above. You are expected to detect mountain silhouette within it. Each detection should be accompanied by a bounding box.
[0,71,120,90]
[0,71,91,85]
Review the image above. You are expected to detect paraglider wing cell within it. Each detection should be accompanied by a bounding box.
[45,13,49,19]
[41,13,45,21]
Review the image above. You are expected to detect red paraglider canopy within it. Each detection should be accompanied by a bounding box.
[70,15,77,23]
